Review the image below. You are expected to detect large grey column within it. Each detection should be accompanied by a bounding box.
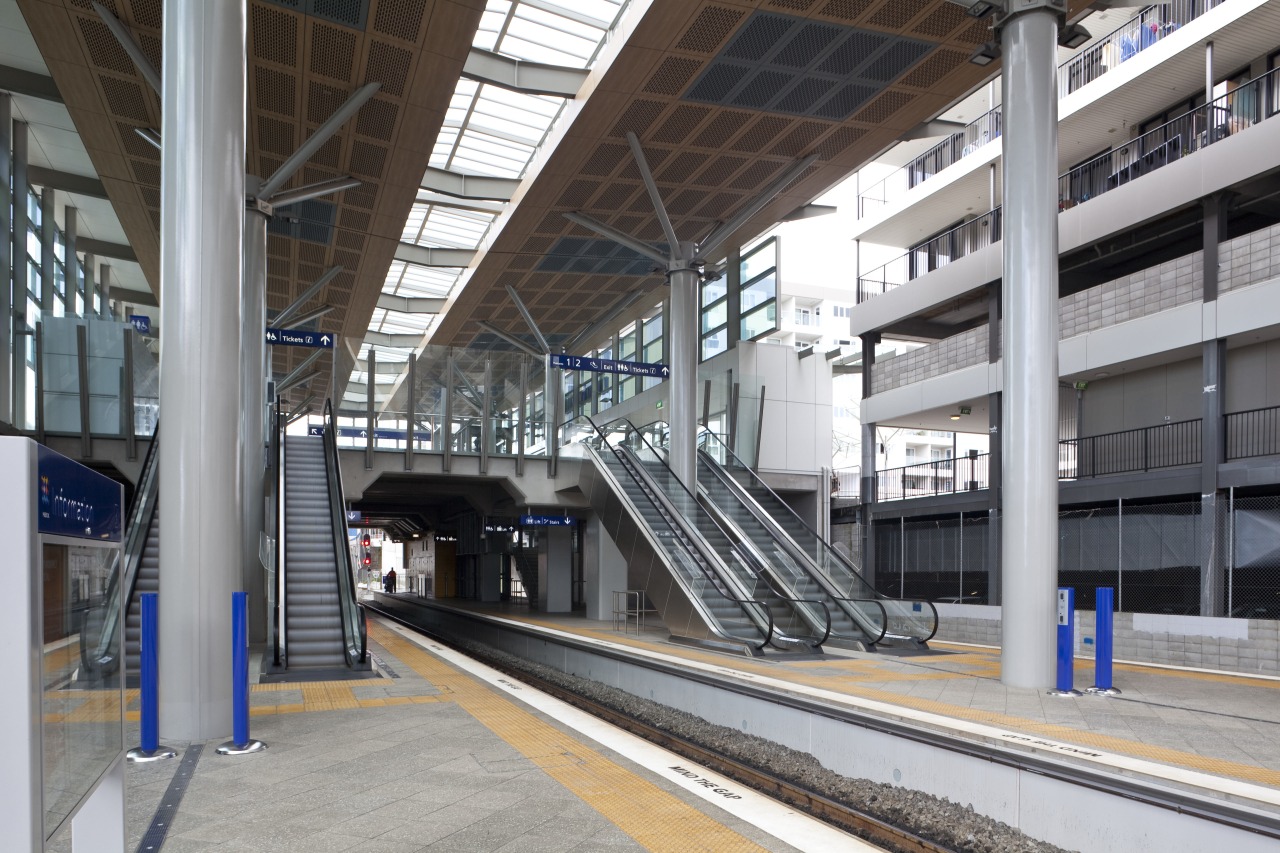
[987,284,1002,605]
[1199,193,1229,616]
[242,200,269,643]
[859,331,878,582]
[668,250,700,487]
[999,5,1060,689]
[1,96,12,425]
[158,0,246,741]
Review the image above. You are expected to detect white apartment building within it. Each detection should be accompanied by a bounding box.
[845,0,1280,615]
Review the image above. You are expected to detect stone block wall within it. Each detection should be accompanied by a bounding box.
[1057,251,1201,338]
[1220,222,1280,293]
[872,326,989,394]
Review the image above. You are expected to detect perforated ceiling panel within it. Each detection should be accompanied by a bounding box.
[685,12,934,120]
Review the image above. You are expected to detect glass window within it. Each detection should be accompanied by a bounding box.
[740,237,777,282]
[701,328,726,361]
[741,303,776,341]
[741,271,775,310]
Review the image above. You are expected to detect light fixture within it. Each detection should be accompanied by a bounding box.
[969,42,1000,66]
[1059,23,1091,50]
[950,413,962,421]
[947,0,996,17]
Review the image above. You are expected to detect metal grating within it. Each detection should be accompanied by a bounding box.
[265,0,369,30]
[818,0,874,23]
[676,6,746,54]
[581,143,629,176]
[251,4,299,65]
[98,75,149,121]
[310,22,356,80]
[683,11,934,121]
[356,98,399,141]
[269,198,337,245]
[643,57,705,96]
[691,110,751,148]
[255,66,298,116]
[652,105,712,144]
[365,41,411,95]
[372,0,427,42]
[901,48,966,89]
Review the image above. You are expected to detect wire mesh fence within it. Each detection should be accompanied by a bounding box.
[862,494,1280,615]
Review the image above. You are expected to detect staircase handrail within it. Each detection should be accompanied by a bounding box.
[88,423,161,671]
[698,428,937,642]
[563,415,775,651]
[323,399,368,666]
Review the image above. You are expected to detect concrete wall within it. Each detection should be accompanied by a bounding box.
[1079,357,1202,435]
[934,604,1280,676]
[1225,339,1280,412]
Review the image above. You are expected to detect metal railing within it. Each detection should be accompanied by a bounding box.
[857,108,1002,217]
[1226,405,1280,461]
[1061,419,1201,478]
[855,2,1226,216]
[875,454,990,503]
[857,66,1280,301]
[857,208,1001,302]
[1058,1,1223,98]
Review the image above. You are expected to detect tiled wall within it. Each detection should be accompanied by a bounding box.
[1220,222,1280,293]
[935,607,1280,675]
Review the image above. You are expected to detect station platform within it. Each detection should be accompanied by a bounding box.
[377,597,1280,818]
[53,617,866,853]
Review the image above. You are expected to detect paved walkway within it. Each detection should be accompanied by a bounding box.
[49,619,865,853]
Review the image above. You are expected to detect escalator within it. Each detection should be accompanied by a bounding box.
[273,400,369,673]
[566,417,826,655]
[696,430,937,648]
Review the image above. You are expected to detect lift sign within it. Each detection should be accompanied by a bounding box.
[520,515,575,526]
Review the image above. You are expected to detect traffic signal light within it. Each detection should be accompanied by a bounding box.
[362,552,371,567]
[361,533,371,548]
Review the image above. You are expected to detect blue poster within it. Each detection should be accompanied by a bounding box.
[37,445,123,541]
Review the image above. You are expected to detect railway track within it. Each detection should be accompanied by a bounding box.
[367,604,956,853]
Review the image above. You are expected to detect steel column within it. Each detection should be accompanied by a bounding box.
[12,120,28,428]
[1200,339,1227,616]
[122,326,136,460]
[76,323,91,457]
[517,357,527,476]
[40,188,55,312]
[366,348,376,470]
[0,96,11,426]
[443,351,453,473]
[725,247,741,351]
[65,206,78,314]
[100,263,111,319]
[480,358,491,474]
[405,356,416,470]
[157,0,246,741]
[999,6,1060,689]
[242,203,269,644]
[668,261,700,487]
[84,254,95,317]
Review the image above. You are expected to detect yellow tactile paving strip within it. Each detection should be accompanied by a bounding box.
[494,610,1280,790]
[370,622,771,853]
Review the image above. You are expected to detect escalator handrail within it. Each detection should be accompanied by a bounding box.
[697,428,938,639]
[566,415,774,651]
[606,442,776,651]
[91,422,161,668]
[270,400,284,666]
[718,505,833,648]
[322,399,368,666]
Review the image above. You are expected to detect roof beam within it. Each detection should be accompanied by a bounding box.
[421,166,518,201]
[27,166,108,200]
[363,331,423,347]
[377,294,447,314]
[462,48,588,98]
[0,64,61,102]
[415,190,505,215]
[394,243,475,268]
[78,237,136,262]
[111,288,157,308]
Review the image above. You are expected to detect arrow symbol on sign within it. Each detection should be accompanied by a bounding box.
[660,366,670,377]
[360,430,368,438]
[321,334,331,346]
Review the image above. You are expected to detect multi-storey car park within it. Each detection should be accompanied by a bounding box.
[3,1,1280,851]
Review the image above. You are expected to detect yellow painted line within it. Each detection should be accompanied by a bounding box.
[370,623,771,853]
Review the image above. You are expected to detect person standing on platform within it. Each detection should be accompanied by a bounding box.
[386,568,397,594]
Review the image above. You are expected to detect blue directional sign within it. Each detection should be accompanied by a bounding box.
[266,327,334,349]
[520,515,576,527]
[309,425,425,441]
[549,353,669,378]
[128,314,151,335]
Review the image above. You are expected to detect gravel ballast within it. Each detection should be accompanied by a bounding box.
[448,636,1075,853]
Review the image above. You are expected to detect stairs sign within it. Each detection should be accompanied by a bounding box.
[520,515,575,526]
[266,327,334,349]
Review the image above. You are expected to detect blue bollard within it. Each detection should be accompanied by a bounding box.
[217,591,267,755]
[1050,587,1082,696]
[127,592,175,762]
[1088,587,1122,695]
